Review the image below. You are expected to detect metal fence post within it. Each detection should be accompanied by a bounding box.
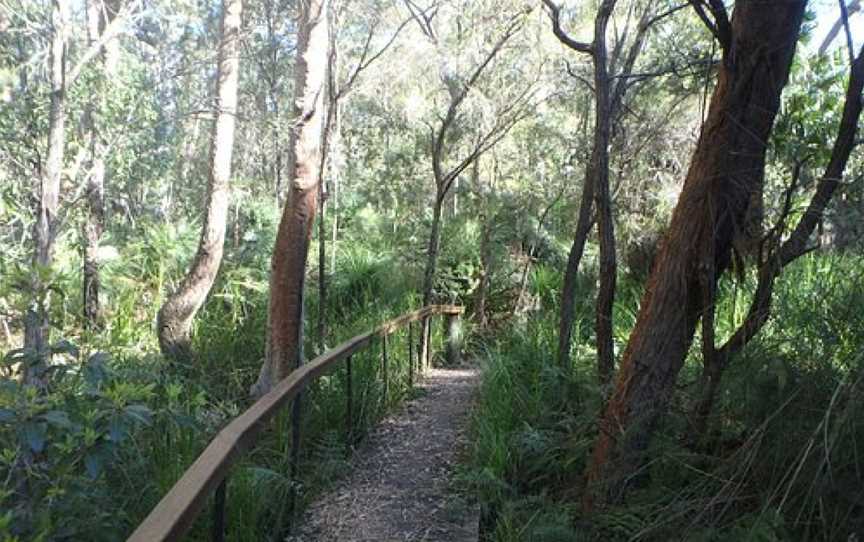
[445,312,462,366]
[212,477,226,542]
[408,321,414,388]
[382,333,389,406]
[346,354,354,447]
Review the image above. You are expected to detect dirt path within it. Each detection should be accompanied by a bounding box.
[288,367,480,542]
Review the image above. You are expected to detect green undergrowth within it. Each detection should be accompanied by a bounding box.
[0,229,454,541]
[470,254,864,541]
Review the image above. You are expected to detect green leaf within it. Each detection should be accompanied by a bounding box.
[84,353,110,389]
[22,422,46,453]
[108,417,125,443]
[84,452,103,479]
[124,404,152,426]
[41,410,73,430]
[0,409,14,424]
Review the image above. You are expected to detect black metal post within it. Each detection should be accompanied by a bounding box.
[408,321,414,388]
[212,477,226,542]
[346,354,353,446]
[382,333,389,406]
[445,313,461,365]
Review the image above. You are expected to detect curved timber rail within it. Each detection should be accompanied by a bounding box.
[128,304,464,542]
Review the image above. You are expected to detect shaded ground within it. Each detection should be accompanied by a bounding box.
[288,366,480,542]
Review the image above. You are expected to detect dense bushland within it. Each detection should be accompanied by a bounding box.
[470,254,864,541]
[3,0,864,540]
[0,216,447,540]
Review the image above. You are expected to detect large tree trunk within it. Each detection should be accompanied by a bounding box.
[252,0,330,397]
[157,0,242,361]
[692,45,864,436]
[82,0,120,330]
[584,1,806,507]
[23,0,67,385]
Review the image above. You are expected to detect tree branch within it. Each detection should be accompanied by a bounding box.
[541,0,593,55]
[402,0,438,42]
[716,43,864,365]
[687,0,730,52]
[819,0,861,56]
[432,17,522,188]
[67,0,140,87]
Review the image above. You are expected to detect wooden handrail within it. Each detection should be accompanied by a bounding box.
[128,304,464,542]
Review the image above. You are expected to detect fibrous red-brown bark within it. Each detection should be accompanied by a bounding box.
[157,0,242,360]
[693,42,864,436]
[252,0,330,396]
[584,1,806,507]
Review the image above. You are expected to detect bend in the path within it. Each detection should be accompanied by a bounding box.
[288,366,480,542]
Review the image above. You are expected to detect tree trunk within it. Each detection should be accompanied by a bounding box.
[470,158,491,326]
[330,104,341,273]
[422,194,445,308]
[556,173,594,368]
[23,0,67,385]
[584,2,806,507]
[549,0,649,375]
[692,44,864,437]
[476,215,493,327]
[591,1,616,387]
[252,0,330,397]
[419,194,444,367]
[316,20,339,354]
[82,0,119,330]
[317,179,327,353]
[157,0,242,361]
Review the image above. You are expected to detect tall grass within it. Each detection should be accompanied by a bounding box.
[470,254,864,541]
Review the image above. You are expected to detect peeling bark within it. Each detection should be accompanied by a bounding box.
[252,0,330,397]
[584,1,806,507]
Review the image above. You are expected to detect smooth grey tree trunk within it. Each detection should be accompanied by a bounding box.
[156,0,242,361]
[23,0,67,385]
[82,0,120,330]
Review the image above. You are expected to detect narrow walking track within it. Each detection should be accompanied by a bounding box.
[288,366,480,541]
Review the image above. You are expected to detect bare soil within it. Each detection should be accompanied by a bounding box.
[287,366,480,542]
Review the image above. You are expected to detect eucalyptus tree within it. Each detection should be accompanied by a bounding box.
[18,0,137,384]
[584,0,815,507]
[689,45,864,437]
[156,0,243,361]
[395,1,539,361]
[253,0,331,396]
[417,7,535,310]
[82,0,122,329]
[543,0,674,384]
